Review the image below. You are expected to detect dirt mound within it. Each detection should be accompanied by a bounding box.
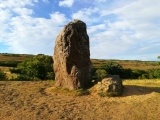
[0,81,160,120]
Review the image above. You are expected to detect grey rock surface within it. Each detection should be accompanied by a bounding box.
[95,75,123,96]
[53,20,92,90]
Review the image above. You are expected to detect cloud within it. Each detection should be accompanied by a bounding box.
[42,0,49,3]
[87,0,160,60]
[5,14,66,54]
[50,12,67,25]
[87,24,107,35]
[13,7,34,15]
[72,7,99,23]
[59,0,74,7]
[95,0,107,2]
[0,0,37,8]
[0,8,12,22]
[0,0,68,55]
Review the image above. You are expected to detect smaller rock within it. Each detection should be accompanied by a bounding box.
[90,75,123,97]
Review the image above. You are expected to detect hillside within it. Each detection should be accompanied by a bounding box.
[0,53,33,62]
[1,53,160,70]
[91,59,160,70]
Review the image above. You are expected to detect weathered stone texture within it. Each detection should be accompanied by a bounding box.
[92,75,123,96]
[53,20,92,90]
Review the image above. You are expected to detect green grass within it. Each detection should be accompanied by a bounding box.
[45,87,90,96]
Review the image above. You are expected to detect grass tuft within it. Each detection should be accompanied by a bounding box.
[45,87,90,96]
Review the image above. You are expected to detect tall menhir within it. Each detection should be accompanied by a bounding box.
[53,19,92,90]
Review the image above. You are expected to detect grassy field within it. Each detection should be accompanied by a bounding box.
[0,54,30,61]
[0,53,160,80]
[123,79,160,93]
[91,59,160,70]
[0,53,160,70]
[0,54,33,79]
[0,80,160,120]
[124,79,160,86]
[1,53,160,119]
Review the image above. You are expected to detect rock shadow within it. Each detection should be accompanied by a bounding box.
[122,85,160,97]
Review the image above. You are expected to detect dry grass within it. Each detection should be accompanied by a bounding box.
[0,54,27,62]
[91,59,160,70]
[0,66,10,72]
[0,67,17,79]
[0,80,160,120]
[123,79,160,86]
[45,87,90,96]
[121,63,160,70]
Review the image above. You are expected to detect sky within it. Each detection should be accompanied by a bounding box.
[0,0,160,61]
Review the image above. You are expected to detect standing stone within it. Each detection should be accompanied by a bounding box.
[53,19,92,90]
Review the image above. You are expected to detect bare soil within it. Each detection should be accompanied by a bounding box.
[0,81,160,120]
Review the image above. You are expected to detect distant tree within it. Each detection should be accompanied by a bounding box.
[122,68,133,79]
[136,68,160,79]
[17,55,54,80]
[149,69,160,79]
[100,62,124,77]
[141,74,148,79]
[0,69,7,80]
[0,60,19,67]
[158,56,160,59]
[132,69,146,79]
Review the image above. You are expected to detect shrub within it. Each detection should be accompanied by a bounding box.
[100,62,123,77]
[141,74,149,79]
[0,60,19,67]
[10,68,21,74]
[132,69,146,79]
[17,55,54,80]
[0,69,7,80]
[15,75,32,81]
[95,69,107,80]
